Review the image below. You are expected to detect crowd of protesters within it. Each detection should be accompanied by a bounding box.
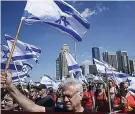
[1,72,135,113]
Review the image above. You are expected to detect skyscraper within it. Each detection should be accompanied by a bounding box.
[108,52,117,70]
[102,51,117,70]
[92,47,100,64]
[56,44,70,80]
[116,50,130,74]
[129,60,135,74]
[56,58,60,80]
[102,51,109,63]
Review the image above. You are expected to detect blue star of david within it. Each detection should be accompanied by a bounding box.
[2,50,9,58]
[25,45,32,52]
[22,67,27,73]
[126,78,132,86]
[55,16,70,26]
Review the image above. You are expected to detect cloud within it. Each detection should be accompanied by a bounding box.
[81,3,109,18]
[95,3,109,13]
[81,8,97,18]
[81,60,93,65]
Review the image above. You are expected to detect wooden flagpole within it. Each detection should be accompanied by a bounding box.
[4,20,23,73]
[105,68,112,113]
[74,41,77,61]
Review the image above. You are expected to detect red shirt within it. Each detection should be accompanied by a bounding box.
[49,93,57,102]
[96,92,109,112]
[82,91,94,109]
[113,92,135,113]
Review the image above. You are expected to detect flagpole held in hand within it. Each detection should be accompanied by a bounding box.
[105,68,112,113]
[4,20,23,73]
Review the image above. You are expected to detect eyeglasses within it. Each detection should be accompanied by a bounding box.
[61,91,79,100]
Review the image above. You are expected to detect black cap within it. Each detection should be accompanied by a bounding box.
[38,84,47,90]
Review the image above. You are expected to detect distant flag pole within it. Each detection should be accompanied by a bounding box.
[105,68,112,113]
[4,20,23,73]
[13,61,24,89]
[74,41,77,61]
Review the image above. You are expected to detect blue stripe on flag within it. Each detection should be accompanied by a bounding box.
[12,55,37,61]
[1,63,22,71]
[68,64,80,71]
[31,47,41,54]
[23,63,33,70]
[5,34,13,41]
[12,74,26,80]
[45,22,82,41]
[129,89,135,93]
[54,1,90,29]
[44,74,56,83]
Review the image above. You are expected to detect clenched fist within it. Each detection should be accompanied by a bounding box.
[0,71,12,88]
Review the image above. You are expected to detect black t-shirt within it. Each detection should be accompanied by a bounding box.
[35,95,55,107]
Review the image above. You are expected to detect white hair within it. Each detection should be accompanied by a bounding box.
[61,78,83,93]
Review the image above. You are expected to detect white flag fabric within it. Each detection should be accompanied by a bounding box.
[5,34,41,62]
[1,44,10,62]
[64,51,87,82]
[1,62,23,72]
[109,73,135,94]
[22,0,90,41]
[13,78,27,85]
[94,58,116,73]
[29,79,35,85]
[40,74,56,85]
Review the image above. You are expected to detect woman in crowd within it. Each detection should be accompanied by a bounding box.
[109,80,117,108]
[95,83,109,112]
[82,83,95,111]
[113,82,135,113]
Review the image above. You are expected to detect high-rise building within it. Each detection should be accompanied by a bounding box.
[80,60,92,76]
[80,65,85,76]
[102,52,117,70]
[116,50,130,74]
[56,58,60,80]
[129,60,135,74]
[108,52,117,70]
[56,44,70,80]
[116,51,123,72]
[92,47,100,64]
[102,51,109,63]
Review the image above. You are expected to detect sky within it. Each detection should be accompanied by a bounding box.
[1,1,135,81]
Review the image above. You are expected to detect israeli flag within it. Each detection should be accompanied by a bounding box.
[64,51,87,82]
[109,73,135,95]
[13,78,27,85]
[40,74,56,85]
[10,62,33,82]
[1,44,10,62]
[5,34,41,62]
[94,58,116,73]
[1,62,23,72]
[11,71,27,81]
[21,0,90,41]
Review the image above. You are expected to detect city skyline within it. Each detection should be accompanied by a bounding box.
[1,1,135,81]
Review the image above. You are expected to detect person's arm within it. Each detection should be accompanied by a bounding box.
[1,72,45,112]
[7,83,45,112]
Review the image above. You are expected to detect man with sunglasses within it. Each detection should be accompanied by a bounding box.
[1,72,90,112]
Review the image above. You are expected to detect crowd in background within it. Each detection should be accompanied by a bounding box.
[1,72,135,113]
